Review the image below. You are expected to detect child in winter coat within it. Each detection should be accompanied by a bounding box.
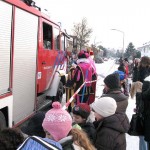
[42,102,95,150]
[91,97,130,150]
[117,66,130,96]
[102,73,128,113]
[72,103,96,143]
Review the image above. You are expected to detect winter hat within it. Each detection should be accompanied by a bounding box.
[104,73,120,89]
[91,97,117,117]
[42,102,72,141]
[114,70,125,81]
[72,103,91,119]
[78,50,89,59]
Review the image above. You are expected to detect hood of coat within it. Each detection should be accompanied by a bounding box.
[102,91,128,102]
[59,136,73,145]
[58,136,74,149]
[100,113,130,133]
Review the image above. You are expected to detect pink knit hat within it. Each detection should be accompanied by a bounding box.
[42,102,72,141]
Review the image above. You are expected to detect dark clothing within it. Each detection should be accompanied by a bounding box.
[59,136,74,150]
[135,92,144,114]
[138,67,150,83]
[142,76,150,142]
[93,113,130,150]
[132,66,150,142]
[21,112,45,138]
[132,66,138,82]
[101,90,128,113]
[119,57,123,65]
[79,122,96,143]
[148,143,150,150]
[128,62,134,76]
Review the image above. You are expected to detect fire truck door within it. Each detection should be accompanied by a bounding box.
[38,22,59,92]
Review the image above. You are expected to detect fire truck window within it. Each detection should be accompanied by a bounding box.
[43,23,52,50]
[54,28,60,50]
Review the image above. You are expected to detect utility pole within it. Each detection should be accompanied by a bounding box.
[111,29,125,57]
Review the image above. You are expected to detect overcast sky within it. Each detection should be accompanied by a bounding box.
[34,0,150,50]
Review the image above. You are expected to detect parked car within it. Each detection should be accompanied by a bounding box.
[103,57,108,61]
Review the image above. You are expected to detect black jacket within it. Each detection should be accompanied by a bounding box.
[135,92,144,114]
[93,113,130,150]
[132,66,139,82]
[142,75,150,142]
[59,136,74,150]
[79,122,96,143]
[137,67,150,83]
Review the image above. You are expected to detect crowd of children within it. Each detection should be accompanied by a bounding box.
[0,98,130,150]
[0,52,150,150]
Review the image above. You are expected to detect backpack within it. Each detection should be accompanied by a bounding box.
[128,92,144,136]
[17,136,62,150]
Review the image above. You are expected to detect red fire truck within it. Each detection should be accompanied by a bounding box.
[0,0,70,128]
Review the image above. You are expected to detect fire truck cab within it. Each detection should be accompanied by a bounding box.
[0,0,69,128]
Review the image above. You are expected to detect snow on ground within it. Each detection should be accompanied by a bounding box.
[95,59,139,150]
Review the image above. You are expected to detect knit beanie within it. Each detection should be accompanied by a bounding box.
[91,97,117,117]
[42,102,72,141]
[72,103,91,119]
[104,73,120,89]
[114,70,125,81]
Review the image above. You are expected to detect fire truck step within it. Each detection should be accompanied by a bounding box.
[37,94,52,111]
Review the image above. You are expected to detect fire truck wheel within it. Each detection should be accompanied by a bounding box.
[54,81,64,103]
[0,111,6,131]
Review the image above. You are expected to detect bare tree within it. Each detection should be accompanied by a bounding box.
[72,18,92,50]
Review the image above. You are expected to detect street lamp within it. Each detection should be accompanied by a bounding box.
[111,29,125,56]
